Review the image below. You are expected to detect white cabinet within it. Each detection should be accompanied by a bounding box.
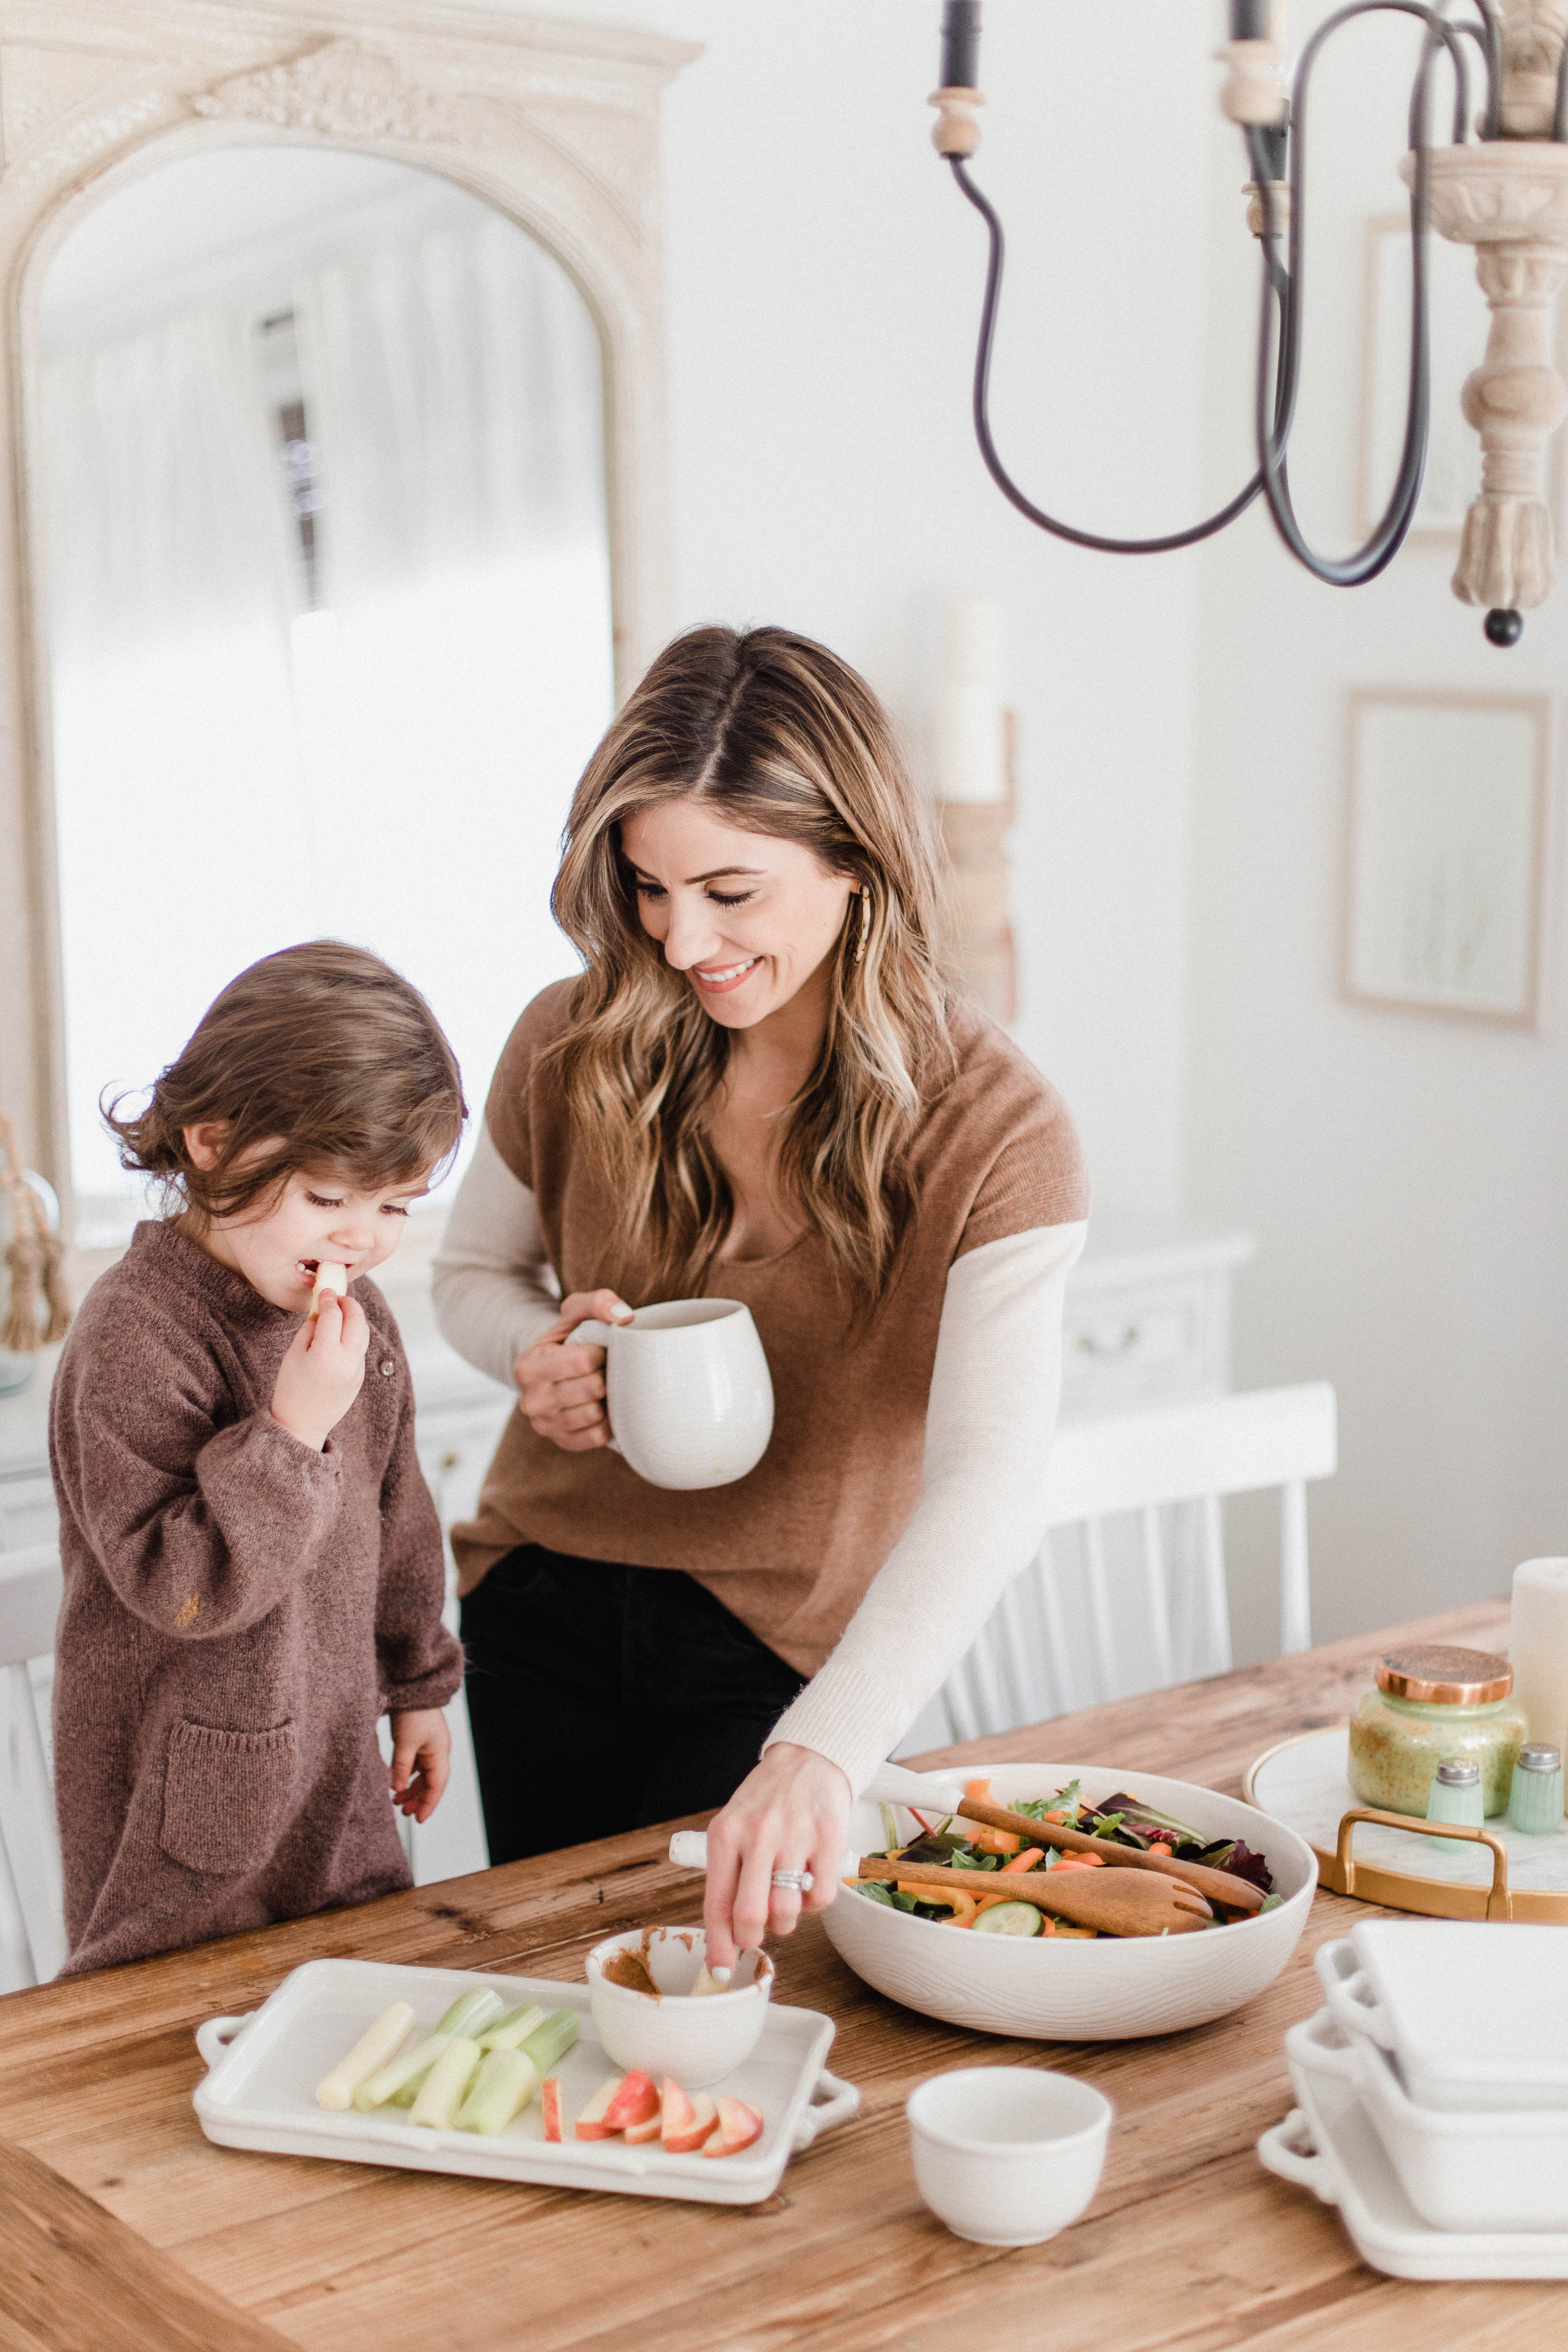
[1061,1210,1254,1421]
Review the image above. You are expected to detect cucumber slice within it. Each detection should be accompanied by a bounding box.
[971,1900,1043,1938]
[410,2036,483,2129]
[435,1986,506,2039]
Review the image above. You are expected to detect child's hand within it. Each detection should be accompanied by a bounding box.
[270,1290,370,1450]
[389,1708,451,1822]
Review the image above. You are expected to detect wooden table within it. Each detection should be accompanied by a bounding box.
[4,1597,1564,2352]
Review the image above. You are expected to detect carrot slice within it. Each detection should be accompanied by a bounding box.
[896,1881,979,1927]
[1000,1847,1045,1874]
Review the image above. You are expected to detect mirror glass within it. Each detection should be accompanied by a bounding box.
[40,147,612,1238]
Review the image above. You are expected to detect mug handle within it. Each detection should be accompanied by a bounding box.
[564,1317,622,1454]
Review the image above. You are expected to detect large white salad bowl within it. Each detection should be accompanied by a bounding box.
[821,1762,1316,2041]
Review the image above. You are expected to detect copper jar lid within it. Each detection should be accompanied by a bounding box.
[1375,1644,1513,1704]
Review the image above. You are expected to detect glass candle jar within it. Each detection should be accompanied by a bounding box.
[1508,1743,1565,1836]
[1426,1759,1484,1848]
[1348,1645,1527,1820]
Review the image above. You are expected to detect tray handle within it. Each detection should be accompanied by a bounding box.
[1257,2108,1337,2202]
[1325,1807,1513,1919]
[1314,1940,1397,2049]
[1285,2010,1362,2084]
[195,2012,255,2071]
[791,2067,861,2151]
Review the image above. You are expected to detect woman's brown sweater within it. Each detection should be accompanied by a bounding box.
[49,1221,461,1976]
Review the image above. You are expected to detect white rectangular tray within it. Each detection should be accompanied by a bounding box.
[1258,2008,1568,2278]
[194,1956,858,2207]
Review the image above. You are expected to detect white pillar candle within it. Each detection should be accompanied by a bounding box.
[1510,1557,1568,1751]
[932,596,1006,803]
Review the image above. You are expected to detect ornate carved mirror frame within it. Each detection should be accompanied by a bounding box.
[0,0,696,1215]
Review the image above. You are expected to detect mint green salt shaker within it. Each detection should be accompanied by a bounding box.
[1508,1743,1564,1835]
[1426,1759,1484,1848]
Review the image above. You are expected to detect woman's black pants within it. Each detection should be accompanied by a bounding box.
[460,1544,807,1867]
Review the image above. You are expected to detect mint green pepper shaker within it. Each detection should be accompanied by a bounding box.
[1509,1743,1564,1836]
[1426,1759,1484,1848]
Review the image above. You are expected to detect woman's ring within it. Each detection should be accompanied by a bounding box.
[770,1868,814,1892]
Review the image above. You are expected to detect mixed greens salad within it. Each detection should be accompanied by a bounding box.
[846,1777,1280,1939]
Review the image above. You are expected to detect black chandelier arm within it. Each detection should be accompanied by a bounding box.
[1248,4,1460,586]
[1460,0,1504,138]
[947,156,1290,557]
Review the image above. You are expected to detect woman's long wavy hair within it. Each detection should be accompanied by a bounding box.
[546,624,954,1317]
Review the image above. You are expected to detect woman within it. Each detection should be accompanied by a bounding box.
[433,625,1088,1967]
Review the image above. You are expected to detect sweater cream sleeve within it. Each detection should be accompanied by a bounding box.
[762,1219,1088,1795]
[431,1125,561,1390]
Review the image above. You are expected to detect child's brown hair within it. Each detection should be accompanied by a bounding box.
[106,940,467,1224]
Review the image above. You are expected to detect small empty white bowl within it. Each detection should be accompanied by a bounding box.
[586,1927,774,2089]
[907,2065,1113,2247]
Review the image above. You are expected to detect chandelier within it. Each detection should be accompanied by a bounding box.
[930,1,1568,647]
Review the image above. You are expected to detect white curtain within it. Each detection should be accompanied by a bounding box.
[289,212,610,1180]
[44,197,612,1226]
[45,311,312,1219]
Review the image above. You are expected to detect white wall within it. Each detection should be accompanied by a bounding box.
[485,0,1217,1211]
[1188,5,1568,1640]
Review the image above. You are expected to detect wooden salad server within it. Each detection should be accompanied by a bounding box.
[951,1796,1266,1916]
[853,1857,1213,1937]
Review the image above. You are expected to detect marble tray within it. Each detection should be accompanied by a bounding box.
[1245,1726,1568,1921]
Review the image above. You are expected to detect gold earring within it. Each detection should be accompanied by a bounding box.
[855,884,872,965]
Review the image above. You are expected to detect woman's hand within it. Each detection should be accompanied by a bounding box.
[512,1290,634,1452]
[702,1743,852,1970]
[389,1708,451,1822]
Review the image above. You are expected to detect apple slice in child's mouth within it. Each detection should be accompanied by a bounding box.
[310,1261,350,1317]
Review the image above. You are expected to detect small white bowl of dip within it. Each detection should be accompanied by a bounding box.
[586,1926,774,2088]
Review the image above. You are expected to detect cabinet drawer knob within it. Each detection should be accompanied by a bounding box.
[1077,1324,1142,1358]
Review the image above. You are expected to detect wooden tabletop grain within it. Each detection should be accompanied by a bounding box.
[4,1596,1564,2352]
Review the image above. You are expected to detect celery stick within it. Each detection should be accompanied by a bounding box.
[316,2001,414,2112]
[477,2002,548,2052]
[519,2010,581,2074]
[355,2031,454,2114]
[435,1986,506,2039]
[455,2046,540,2135]
[410,2036,483,2129]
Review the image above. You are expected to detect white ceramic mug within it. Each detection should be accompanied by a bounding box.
[573,1299,774,1490]
[906,2066,1113,2247]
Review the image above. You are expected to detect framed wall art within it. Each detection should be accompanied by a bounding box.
[1343,690,1555,1028]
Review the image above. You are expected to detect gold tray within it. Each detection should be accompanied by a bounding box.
[1245,1726,1568,1924]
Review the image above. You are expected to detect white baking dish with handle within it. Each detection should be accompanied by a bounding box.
[1316,1920,1568,2112]
[1288,2008,1568,2234]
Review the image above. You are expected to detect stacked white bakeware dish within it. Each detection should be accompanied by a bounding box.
[1257,1920,1568,2275]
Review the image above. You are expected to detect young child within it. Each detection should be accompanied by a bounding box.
[50,940,467,1974]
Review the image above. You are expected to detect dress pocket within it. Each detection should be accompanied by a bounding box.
[160,1716,299,1876]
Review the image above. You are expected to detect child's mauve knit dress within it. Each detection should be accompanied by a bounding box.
[49,1220,462,1974]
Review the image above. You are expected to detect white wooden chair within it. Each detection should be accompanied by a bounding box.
[898,1382,1338,1753]
[0,1542,66,1988]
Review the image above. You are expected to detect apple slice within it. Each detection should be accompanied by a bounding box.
[624,2110,663,2144]
[703,2094,764,2158]
[690,1963,728,1996]
[601,2068,660,2133]
[540,2077,564,2144]
[663,2087,719,2155]
[310,1261,349,1318]
[574,2077,622,2140]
